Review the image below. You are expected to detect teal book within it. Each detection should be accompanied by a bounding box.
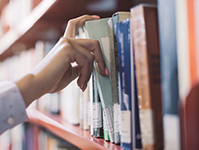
[84,18,114,143]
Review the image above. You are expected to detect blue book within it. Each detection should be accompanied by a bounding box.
[158,0,179,114]
[116,19,142,150]
[130,24,142,150]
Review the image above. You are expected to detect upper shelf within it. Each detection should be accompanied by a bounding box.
[0,0,132,61]
[0,0,9,14]
[27,108,122,150]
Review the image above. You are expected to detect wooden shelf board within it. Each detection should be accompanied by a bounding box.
[0,0,59,60]
[27,108,122,150]
[0,0,9,14]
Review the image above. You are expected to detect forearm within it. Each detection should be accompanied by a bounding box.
[14,74,45,107]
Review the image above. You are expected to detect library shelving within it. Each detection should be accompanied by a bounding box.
[0,0,139,149]
[0,0,133,61]
[27,108,122,150]
[0,0,9,14]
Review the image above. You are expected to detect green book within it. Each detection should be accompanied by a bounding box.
[84,18,114,142]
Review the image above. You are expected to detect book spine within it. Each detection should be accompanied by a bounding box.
[83,87,89,130]
[107,17,120,144]
[131,4,164,150]
[116,19,132,150]
[130,17,143,150]
[158,0,179,115]
[89,73,94,135]
[93,73,103,138]
[103,108,110,141]
[112,12,131,144]
[79,91,83,129]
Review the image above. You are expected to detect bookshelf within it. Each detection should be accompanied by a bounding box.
[0,0,133,61]
[27,108,122,150]
[0,0,137,149]
[0,0,162,149]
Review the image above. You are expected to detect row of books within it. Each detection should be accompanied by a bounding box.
[23,123,80,150]
[0,0,42,37]
[81,0,199,149]
[0,41,58,150]
[74,4,164,150]
[1,0,199,149]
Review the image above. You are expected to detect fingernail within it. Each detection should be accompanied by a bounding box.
[80,83,84,89]
[82,84,87,92]
[91,15,100,19]
[105,68,109,76]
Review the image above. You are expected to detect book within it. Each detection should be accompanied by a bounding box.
[92,72,103,138]
[89,73,94,135]
[180,83,199,150]
[129,19,143,150]
[175,0,191,102]
[83,18,114,143]
[83,87,89,130]
[158,0,179,115]
[157,0,180,149]
[103,106,109,141]
[116,18,132,150]
[176,1,199,149]
[110,11,130,144]
[186,0,198,85]
[116,18,142,150]
[60,78,80,125]
[131,4,164,150]
[88,75,92,133]
[195,0,199,77]
[175,0,199,100]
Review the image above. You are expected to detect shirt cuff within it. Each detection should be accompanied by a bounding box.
[0,81,28,134]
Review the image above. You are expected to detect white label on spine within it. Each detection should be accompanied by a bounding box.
[104,107,114,134]
[113,103,120,132]
[88,101,90,125]
[93,102,102,128]
[103,110,107,130]
[121,110,131,143]
[139,109,155,144]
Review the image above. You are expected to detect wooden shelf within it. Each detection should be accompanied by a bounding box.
[27,108,122,150]
[0,0,132,61]
[0,0,9,14]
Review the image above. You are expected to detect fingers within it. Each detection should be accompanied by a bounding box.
[64,15,100,38]
[65,38,108,76]
[70,43,94,91]
[50,65,82,93]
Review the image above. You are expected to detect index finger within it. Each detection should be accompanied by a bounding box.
[63,38,108,76]
[64,15,100,38]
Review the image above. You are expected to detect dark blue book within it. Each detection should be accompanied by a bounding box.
[116,18,142,150]
[130,26,142,150]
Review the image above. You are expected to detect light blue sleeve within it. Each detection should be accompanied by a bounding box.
[0,81,28,134]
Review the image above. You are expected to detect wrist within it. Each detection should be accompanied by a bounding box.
[14,73,45,107]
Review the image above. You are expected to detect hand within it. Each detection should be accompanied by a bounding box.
[15,15,108,107]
